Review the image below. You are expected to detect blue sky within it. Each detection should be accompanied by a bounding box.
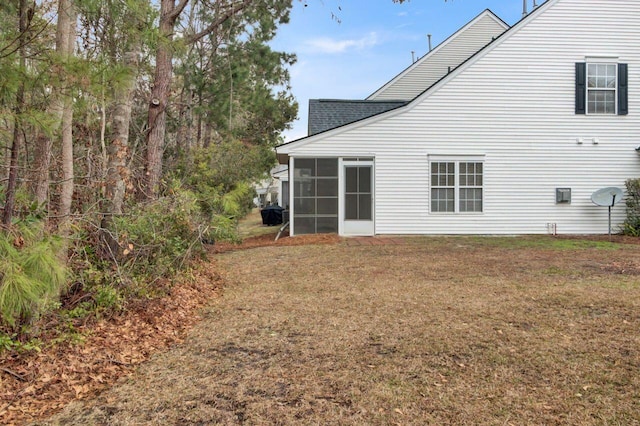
[270,0,530,142]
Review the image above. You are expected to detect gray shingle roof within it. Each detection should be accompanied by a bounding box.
[308,99,407,136]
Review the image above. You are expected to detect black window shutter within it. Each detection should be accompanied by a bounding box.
[618,63,628,115]
[575,62,586,114]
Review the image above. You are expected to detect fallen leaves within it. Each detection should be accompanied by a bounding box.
[121,243,134,256]
[0,262,223,425]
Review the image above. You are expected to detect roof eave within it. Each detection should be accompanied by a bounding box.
[276,0,557,157]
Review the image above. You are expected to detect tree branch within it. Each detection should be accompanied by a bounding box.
[168,0,190,21]
[186,0,253,44]
[0,1,44,59]
[1,368,26,382]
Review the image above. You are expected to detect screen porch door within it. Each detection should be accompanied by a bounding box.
[341,160,374,236]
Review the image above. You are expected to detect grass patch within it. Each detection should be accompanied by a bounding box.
[237,208,281,239]
[463,235,622,250]
[44,237,640,425]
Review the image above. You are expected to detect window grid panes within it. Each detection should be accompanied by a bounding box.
[459,188,483,213]
[431,162,455,212]
[459,162,483,213]
[430,161,483,213]
[345,166,372,220]
[587,63,617,114]
[293,158,339,234]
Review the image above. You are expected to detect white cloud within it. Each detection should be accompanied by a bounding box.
[288,60,308,79]
[397,11,408,17]
[395,22,413,30]
[304,32,379,54]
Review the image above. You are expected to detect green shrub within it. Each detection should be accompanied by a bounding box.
[622,179,640,236]
[62,284,123,320]
[220,182,255,218]
[179,142,268,222]
[71,182,244,305]
[0,332,15,351]
[94,285,123,311]
[184,141,275,196]
[109,190,208,284]
[0,332,42,353]
[208,215,241,244]
[0,221,67,330]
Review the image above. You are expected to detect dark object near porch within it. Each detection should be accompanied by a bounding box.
[261,205,285,226]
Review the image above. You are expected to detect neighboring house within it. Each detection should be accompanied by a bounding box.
[254,164,288,208]
[272,167,290,209]
[253,177,276,208]
[276,0,640,236]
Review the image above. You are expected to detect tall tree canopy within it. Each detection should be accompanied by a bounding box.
[0,0,421,347]
[0,0,297,221]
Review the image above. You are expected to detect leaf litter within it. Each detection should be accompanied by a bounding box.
[4,233,640,425]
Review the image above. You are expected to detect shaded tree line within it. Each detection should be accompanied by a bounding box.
[0,0,296,334]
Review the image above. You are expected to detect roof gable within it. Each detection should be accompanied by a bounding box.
[367,9,509,101]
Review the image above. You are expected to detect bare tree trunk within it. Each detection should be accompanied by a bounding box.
[33,0,75,211]
[186,89,194,150]
[106,50,139,215]
[59,88,74,220]
[32,132,53,207]
[140,0,254,200]
[196,105,203,147]
[141,0,184,200]
[175,88,190,155]
[4,105,24,225]
[203,119,212,148]
[3,0,30,225]
[101,48,140,260]
[196,86,204,147]
[175,3,197,157]
[58,0,77,228]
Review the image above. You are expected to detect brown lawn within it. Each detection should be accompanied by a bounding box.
[37,236,640,425]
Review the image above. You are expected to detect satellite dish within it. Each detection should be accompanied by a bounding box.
[591,187,624,207]
[591,187,624,237]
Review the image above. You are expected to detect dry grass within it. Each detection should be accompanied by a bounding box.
[238,208,286,239]
[41,236,640,425]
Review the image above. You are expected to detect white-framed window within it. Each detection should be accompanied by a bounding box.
[587,63,617,114]
[576,59,628,116]
[430,160,483,213]
[459,162,483,212]
[431,162,455,213]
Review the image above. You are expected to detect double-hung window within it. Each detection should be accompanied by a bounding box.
[430,160,483,213]
[587,63,617,114]
[576,60,628,115]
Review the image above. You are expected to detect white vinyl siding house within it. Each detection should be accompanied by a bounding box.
[277,0,640,237]
[368,10,509,101]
